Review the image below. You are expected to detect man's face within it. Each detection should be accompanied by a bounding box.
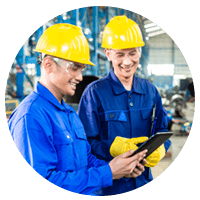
[105,48,140,79]
[48,58,85,97]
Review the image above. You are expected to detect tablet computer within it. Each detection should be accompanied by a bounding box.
[129,132,173,158]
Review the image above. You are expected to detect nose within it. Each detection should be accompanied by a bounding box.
[123,54,132,66]
[75,72,83,82]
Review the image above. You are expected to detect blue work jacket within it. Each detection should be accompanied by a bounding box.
[8,82,113,195]
[78,68,171,195]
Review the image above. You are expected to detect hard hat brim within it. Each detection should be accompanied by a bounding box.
[34,49,95,66]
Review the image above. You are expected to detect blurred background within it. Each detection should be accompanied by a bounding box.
[5,6,195,178]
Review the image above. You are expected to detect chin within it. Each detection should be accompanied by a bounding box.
[69,90,76,96]
[124,68,135,75]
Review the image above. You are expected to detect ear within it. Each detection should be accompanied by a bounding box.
[104,49,112,61]
[138,47,142,58]
[42,57,53,73]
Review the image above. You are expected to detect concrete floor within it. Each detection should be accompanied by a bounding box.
[151,102,195,178]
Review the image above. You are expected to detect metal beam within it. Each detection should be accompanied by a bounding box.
[91,6,99,76]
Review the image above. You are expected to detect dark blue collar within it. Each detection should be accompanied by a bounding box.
[109,68,145,95]
[35,82,73,112]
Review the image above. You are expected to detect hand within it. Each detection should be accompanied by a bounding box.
[125,159,147,178]
[110,136,148,157]
[109,149,147,180]
[145,144,165,167]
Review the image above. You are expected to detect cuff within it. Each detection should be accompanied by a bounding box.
[98,164,113,188]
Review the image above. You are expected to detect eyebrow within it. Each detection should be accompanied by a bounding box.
[115,49,137,54]
[74,63,85,68]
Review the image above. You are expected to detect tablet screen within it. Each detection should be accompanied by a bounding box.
[130,132,173,158]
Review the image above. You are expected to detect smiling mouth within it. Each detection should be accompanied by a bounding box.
[119,64,134,70]
[70,82,78,89]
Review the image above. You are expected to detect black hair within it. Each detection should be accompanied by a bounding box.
[37,53,43,65]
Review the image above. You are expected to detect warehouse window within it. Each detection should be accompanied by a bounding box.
[147,64,174,76]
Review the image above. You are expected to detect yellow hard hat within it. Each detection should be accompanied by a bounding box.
[34,23,95,66]
[101,15,145,49]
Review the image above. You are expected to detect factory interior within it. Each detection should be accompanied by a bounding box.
[5,6,195,179]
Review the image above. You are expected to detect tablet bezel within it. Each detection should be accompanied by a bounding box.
[129,132,173,158]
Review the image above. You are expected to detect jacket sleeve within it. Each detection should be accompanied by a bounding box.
[9,114,113,195]
[86,141,109,168]
[154,90,171,152]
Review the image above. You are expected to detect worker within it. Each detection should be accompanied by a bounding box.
[78,16,171,195]
[8,23,148,195]
[188,78,195,102]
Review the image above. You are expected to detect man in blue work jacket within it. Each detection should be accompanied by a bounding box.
[8,23,148,195]
[78,16,171,195]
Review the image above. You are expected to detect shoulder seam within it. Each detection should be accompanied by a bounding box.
[13,93,50,128]
[14,112,51,130]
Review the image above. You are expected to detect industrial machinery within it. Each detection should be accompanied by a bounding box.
[166,107,192,136]
[5,99,19,120]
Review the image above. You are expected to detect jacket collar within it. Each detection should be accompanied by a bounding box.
[109,68,146,95]
[35,82,73,112]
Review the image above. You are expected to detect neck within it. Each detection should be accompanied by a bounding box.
[114,72,134,91]
[39,77,63,104]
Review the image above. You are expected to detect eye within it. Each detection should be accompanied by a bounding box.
[71,66,79,71]
[129,51,137,55]
[116,53,124,57]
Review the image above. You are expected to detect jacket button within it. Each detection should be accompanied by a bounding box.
[130,102,133,107]
[110,114,114,118]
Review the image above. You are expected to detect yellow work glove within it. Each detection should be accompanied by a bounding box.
[110,136,148,157]
[110,136,166,168]
[145,144,165,167]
